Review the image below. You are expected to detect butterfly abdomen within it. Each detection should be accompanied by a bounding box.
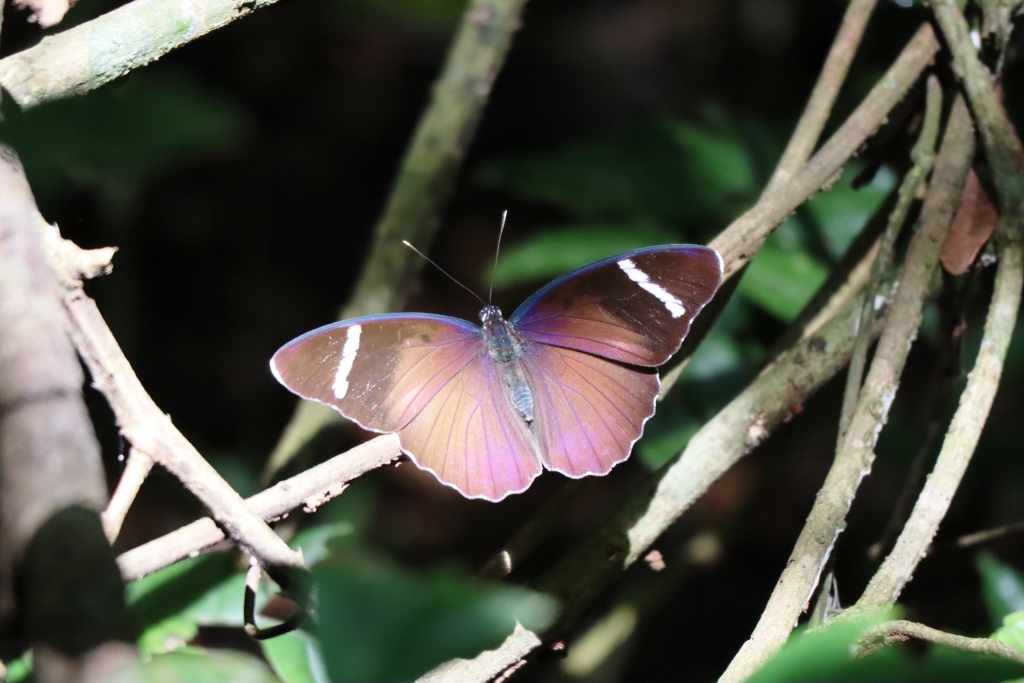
[481,305,535,424]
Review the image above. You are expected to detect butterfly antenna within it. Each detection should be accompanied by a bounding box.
[489,210,508,303]
[402,240,486,305]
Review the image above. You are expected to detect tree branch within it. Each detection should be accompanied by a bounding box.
[719,94,976,683]
[659,22,938,400]
[0,146,133,678]
[840,74,942,439]
[101,448,153,543]
[0,0,287,108]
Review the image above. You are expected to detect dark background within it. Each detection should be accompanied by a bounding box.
[3,0,1024,679]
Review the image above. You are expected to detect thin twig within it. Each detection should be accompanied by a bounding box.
[117,434,400,580]
[101,447,154,542]
[39,223,304,576]
[267,0,531,479]
[418,276,898,683]
[719,94,976,683]
[856,619,1024,666]
[952,520,1024,549]
[764,0,880,193]
[853,0,1024,610]
[839,74,943,439]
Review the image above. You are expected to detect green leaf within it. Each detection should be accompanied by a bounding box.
[262,630,329,683]
[4,652,32,683]
[976,552,1024,627]
[314,559,557,682]
[993,611,1024,654]
[291,520,356,568]
[748,612,1024,682]
[805,165,897,260]
[736,237,829,321]
[0,71,248,211]
[138,615,199,656]
[127,554,239,629]
[637,407,699,470]
[142,648,281,683]
[489,221,677,290]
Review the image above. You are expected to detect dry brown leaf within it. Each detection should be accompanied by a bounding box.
[940,169,998,275]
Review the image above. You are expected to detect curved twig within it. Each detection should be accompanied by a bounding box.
[856,620,1024,666]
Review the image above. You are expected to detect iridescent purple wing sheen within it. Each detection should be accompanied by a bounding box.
[522,343,659,477]
[510,245,723,366]
[270,314,482,433]
[397,354,543,501]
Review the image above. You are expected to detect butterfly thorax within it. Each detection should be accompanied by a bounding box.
[479,305,521,362]
[479,305,534,423]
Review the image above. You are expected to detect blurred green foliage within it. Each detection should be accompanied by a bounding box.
[976,552,1024,627]
[315,558,555,682]
[0,71,248,218]
[141,649,280,682]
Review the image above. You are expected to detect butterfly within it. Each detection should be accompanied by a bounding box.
[271,244,723,501]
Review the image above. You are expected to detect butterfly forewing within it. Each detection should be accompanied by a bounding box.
[522,344,659,477]
[398,354,543,500]
[511,245,723,366]
[271,314,482,432]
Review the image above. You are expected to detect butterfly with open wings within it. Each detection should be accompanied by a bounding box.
[271,244,723,501]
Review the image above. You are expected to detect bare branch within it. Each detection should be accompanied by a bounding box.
[0,146,132,676]
[659,22,939,400]
[719,94,976,683]
[708,24,940,284]
[117,434,400,580]
[840,74,943,439]
[0,147,108,607]
[101,448,154,543]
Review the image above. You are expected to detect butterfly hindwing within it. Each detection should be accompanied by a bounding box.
[270,314,482,432]
[511,245,723,366]
[398,354,543,501]
[522,343,659,477]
